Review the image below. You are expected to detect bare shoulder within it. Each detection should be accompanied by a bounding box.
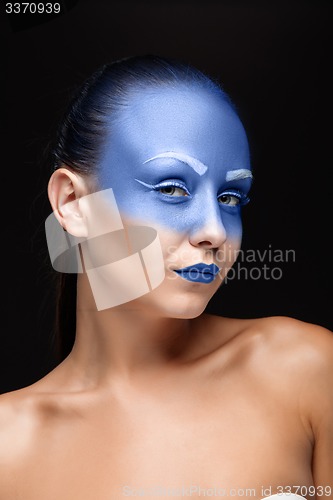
[251,315,333,389]
[0,385,41,494]
[209,313,333,362]
[210,314,333,425]
[205,313,333,389]
[257,316,333,425]
[0,373,79,495]
[248,315,333,364]
[0,386,42,460]
[247,316,333,482]
[0,366,75,463]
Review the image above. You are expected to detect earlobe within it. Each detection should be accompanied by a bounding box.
[48,167,89,238]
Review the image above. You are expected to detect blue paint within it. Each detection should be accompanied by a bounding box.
[98,87,252,241]
[174,263,220,284]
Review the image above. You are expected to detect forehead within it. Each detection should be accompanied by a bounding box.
[103,87,250,170]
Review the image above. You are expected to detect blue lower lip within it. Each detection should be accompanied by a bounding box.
[174,271,216,284]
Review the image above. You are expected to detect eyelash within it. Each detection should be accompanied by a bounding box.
[136,179,250,207]
[218,190,250,207]
[154,181,191,197]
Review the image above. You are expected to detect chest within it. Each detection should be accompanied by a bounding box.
[20,391,313,499]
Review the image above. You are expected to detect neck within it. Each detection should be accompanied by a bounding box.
[67,274,202,386]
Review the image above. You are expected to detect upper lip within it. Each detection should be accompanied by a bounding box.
[174,263,220,275]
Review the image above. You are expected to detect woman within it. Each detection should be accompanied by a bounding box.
[1,55,332,499]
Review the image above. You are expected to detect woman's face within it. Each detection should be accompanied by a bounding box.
[92,86,252,317]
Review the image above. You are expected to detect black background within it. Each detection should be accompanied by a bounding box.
[2,0,332,393]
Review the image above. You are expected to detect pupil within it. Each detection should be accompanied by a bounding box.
[163,187,175,194]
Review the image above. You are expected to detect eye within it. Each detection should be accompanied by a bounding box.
[218,190,250,207]
[154,180,191,198]
[218,194,240,206]
[135,178,190,198]
[159,185,189,197]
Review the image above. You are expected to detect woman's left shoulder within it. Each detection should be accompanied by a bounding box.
[210,313,333,373]
[256,316,333,454]
[243,316,333,399]
[252,315,333,357]
[209,313,332,351]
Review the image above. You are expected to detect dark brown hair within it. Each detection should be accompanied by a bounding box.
[49,54,233,361]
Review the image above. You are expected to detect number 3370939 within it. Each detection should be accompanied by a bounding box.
[6,3,61,14]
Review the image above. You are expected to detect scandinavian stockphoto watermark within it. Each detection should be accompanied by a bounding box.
[166,244,296,283]
[223,245,296,283]
[122,485,257,497]
[121,484,332,497]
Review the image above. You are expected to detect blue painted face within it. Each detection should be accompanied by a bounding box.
[98,87,252,242]
[94,86,252,316]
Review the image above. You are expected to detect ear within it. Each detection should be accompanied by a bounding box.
[48,167,90,238]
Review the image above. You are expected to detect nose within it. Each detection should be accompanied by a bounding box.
[189,198,227,249]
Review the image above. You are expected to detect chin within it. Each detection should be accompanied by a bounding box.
[140,286,213,319]
[162,302,207,319]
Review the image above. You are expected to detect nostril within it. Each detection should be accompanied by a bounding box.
[199,241,214,247]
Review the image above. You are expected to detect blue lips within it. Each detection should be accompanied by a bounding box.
[174,263,220,284]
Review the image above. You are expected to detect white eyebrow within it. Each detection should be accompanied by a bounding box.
[226,169,253,182]
[143,152,208,176]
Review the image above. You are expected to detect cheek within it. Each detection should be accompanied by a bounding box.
[215,237,242,283]
[147,226,184,264]
[119,216,183,271]
[221,212,243,239]
[121,200,193,234]
[110,188,180,231]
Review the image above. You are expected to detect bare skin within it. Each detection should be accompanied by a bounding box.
[2,87,332,499]
[1,303,332,499]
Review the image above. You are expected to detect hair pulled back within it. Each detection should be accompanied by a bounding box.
[50,54,231,361]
